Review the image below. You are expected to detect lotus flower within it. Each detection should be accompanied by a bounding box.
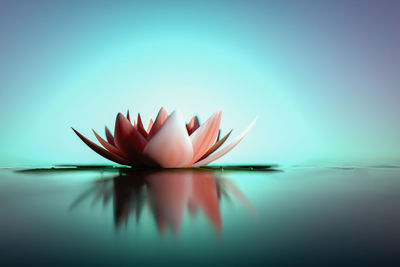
[72,108,256,168]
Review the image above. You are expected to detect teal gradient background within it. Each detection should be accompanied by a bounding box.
[1,0,399,167]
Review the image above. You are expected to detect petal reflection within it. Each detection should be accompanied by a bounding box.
[71,170,254,234]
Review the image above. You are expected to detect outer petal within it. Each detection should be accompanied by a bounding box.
[197,130,232,162]
[105,126,115,146]
[192,117,257,167]
[143,111,194,168]
[72,128,130,165]
[188,110,222,165]
[92,129,127,158]
[147,107,168,140]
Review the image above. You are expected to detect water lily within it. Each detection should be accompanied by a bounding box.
[72,108,256,168]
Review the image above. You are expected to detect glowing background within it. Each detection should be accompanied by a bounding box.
[1,0,399,167]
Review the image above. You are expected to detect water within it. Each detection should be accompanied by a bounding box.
[1,166,400,266]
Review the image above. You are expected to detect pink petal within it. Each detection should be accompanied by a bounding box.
[136,113,148,139]
[72,128,130,165]
[197,130,232,162]
[147,107,168,140]
[188,110,222,165]
[105,126,115,146]
[92,129,127,158]
[192,117,257,167]
[186,116,200,135]
[147,118,154,133]
[143,111,194,168]
[114,113,149,164]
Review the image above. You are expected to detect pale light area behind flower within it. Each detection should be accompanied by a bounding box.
[34,86,315,167]
[0,27,320,167]
[3,45,320,167]
[41,54,316,167]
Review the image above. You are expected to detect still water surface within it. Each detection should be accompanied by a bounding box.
[1,166,400,266]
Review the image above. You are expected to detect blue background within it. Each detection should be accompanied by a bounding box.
[1,0,399,167]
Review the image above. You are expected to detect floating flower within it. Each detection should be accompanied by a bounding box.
[72,108,256,168]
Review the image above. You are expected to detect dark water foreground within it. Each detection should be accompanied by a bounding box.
[1,165,400,266]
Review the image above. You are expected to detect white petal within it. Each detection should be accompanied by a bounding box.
[143,110,194,168]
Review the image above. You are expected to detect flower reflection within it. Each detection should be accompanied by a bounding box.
[71,170,254,233]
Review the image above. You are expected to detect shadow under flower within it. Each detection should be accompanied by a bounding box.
[70,169,256,234]
[16,164,279,173]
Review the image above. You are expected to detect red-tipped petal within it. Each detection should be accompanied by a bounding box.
[93,129,127,158]
[72,128,130,165]
[192,117,257,167]
[105,126,115,146]
[114,113,149,164]
[143,111,194,168]
[197,130,232,162]
[136,113,148,139]
[127,110,131,122]
[188,110,222,165]
[148,107,168,140]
